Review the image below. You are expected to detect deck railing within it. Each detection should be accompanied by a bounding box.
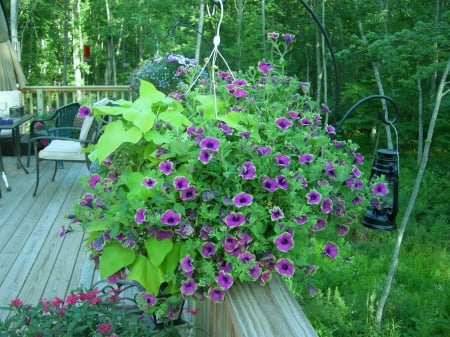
[190,275,318,337]
[21,85,132,115]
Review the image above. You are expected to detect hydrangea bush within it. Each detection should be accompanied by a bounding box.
[69,33,370,320]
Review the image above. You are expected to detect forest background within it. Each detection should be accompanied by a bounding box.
[3,0,449,336]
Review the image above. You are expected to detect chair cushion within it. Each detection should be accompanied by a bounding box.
[0,130,12,138]
[38,140,86,161]
[79,116,94,144]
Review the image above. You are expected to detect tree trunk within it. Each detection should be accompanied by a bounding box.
[235,0,244,71]
[9,0,20,61]
[314,0,322,105]
[417,78,423,165]
[72,0,82,88]
[375,58,450,332]
[63,0,70,85]
[358,20,393,149]
[195,0,205,64]
[262,0,266,55]
[321,0,328,124]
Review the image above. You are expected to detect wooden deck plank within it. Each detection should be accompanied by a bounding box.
[0,156,90,320]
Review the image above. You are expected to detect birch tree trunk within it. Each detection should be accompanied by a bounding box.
[375,58,450,331]
[321,0,328,124]
[358,20,393,149]
[9,0,20,61]
[195,0,205,64]
[417,78,423,165]
[72,0,82,88]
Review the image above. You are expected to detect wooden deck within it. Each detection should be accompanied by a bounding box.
[0,155,91,319]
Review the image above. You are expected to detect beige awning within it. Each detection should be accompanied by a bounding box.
[0,6,26,90]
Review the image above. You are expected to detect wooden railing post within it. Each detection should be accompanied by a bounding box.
[191,275,318,337]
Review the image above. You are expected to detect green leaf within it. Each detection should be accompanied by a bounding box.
[127,254,164,294]
[195,95,227,119]
[96,120,142,162]
[144,130,174,144]
[162,241,183,275]
[99,242,136,279]
[145,237,174,267]
[158,105,191,128]
[218,111,248,131]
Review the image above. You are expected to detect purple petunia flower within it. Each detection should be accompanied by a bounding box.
[239,252,255,264]
[323,242,339,259]
[141,293,156,307]
[200,137,220,151]
[224,213,246,227]
[201,242,216,258]
[275,154,291,167]
[216,271,233,290]
[88,174,101,188]
[160,209,181,226]
[293,214,308,225]
[180,255,194,274]
[325,124,336,134]
[258,60,274,74]
[180,279,197,296]
[79,193,94,208]
[276,175,289,190]
[373,182,388,196]
[198,149,212,164]
[275,117,293,131]
[142,177,157,189]
[270,206,285,221]
[282,33,295,44]
[135,208,146,224]
[218,122,233,135]
[325,163,336,178]
[312,218,326,231]
[222,236,239,252]
[321,198,333,214]
[173,176,190,190]
[274,232,294,252]
[354,153,364,165]
[159,160,173,175]
[261,176,278,192]
[248,264,262,279]
[233,192,253,207]
[254,146,272,156]
[180,187,196,200]
[208,288,225,302]
[267,32,279,40]
[337,224,349,236]
[77,106,92,117]
[301,118,312,125]
[233,88,248,98]
[199,225,213,240]
[306,189,322,205]
[240,161,256,179]
[275,258,295,277]
[352,166,361,178]
[299,153,314,164]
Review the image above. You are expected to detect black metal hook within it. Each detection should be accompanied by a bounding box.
[335,94,399,134]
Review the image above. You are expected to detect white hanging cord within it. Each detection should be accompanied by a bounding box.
[184,0,234,119]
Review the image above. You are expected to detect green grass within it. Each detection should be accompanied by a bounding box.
[291,156,450,336]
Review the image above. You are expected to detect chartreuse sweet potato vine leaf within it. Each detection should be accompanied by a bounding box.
[123,171,155,200]
[145,237,174,268]
[99,242,136,279]
[95,120,142,163]
[195,94,227,119]
[127,254,165,295]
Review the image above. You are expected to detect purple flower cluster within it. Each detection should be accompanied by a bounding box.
[71,45,371,317]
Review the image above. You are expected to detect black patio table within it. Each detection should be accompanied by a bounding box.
[0,114,33,196]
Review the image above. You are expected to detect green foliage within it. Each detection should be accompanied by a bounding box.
[292,156,450,337]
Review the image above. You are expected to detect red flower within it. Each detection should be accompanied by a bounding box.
[97,322,113,334]
[10,298,23,307]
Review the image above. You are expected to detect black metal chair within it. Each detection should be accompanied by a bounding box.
[26,102,81,167]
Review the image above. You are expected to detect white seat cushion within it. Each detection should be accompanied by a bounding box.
[38,140,85,161]
[0,130,12,138]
